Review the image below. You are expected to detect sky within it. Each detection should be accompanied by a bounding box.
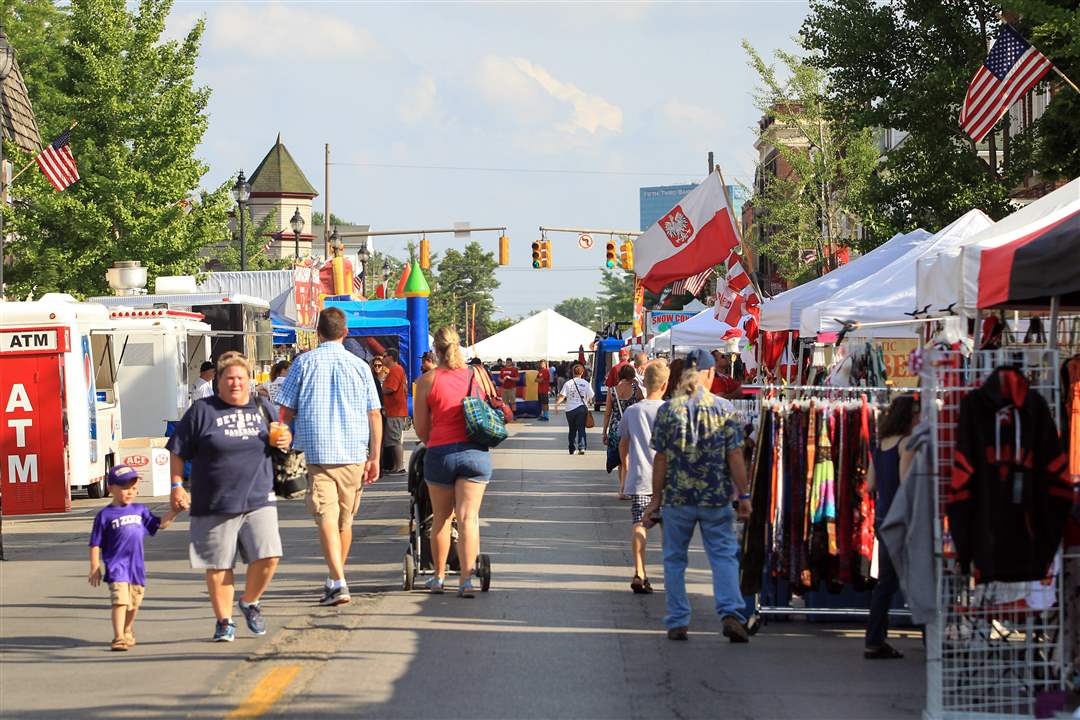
[166,0,808,319]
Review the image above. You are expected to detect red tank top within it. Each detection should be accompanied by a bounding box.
[426,368,477,447]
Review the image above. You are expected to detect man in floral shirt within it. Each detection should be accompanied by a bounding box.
[644,348,752,643]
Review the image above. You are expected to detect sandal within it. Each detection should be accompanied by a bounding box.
[630,575,653,594]
[457,579,476,599]
[110,638,128,652]
[864,643,904,659]
[124,632,136,647]
[424,576,445,594]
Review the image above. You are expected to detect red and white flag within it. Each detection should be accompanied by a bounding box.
[725,254,751,294]
[634,171,741,294]
[36,128,80,192]
[670,267,714,297]
[714,285,745,326]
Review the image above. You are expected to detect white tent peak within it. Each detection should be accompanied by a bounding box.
[469,309,596,362]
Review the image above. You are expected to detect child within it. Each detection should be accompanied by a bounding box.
[537,360,551,421]
[618,361,670,594]
[89,464,181,651]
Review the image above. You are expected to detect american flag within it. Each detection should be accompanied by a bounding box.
[960,24,1054,143]
[353,274,363,293]
[670,267,713,297]
[36,128,80,191]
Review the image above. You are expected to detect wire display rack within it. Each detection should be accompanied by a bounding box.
[922,347,1065,719]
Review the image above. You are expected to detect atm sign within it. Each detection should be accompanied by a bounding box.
[0,327,70,355]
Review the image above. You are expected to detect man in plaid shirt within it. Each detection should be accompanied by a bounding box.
[279,308,382,606]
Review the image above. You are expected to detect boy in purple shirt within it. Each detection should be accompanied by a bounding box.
[89,464,181,651]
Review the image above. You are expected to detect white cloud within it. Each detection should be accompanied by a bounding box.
[200,2,379,61]
[660,99,711,128]
[477,55,622,136]
[399,75,438,125]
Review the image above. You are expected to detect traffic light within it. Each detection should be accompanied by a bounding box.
[419,239,431,270]
[498,234,509,266]
[620,239,634,271]
[605,240,617,269]
[542,239,552,268]
[531,241,542,269]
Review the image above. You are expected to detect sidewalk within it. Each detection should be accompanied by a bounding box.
[0,418,925,719]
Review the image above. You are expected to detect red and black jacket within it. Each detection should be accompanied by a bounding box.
[949,367,1074,583]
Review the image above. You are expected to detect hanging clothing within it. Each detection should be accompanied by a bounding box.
[950,367,1074,583]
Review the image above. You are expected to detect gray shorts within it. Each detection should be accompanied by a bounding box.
[384,416,406,446]
[189,504,283,570]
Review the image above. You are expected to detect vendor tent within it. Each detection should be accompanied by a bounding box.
[469,309,596,362]
[670,307,743,348]
[799,210,993,337]
[760,229,931,331]
[916,177,1080,315]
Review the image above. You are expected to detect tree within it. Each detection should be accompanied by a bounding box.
[211,209,292,272]
[554,297,598,327]
[597,270,635,325]
[311,211,353,227]
[799,0,1074,241]
[3,0,231,298]
[427,241,501,340]
[5,0,71,136]
[743,41,879,284]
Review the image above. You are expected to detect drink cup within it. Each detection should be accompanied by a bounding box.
[269,422,288,447]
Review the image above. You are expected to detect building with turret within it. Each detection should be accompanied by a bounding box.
[246,134,318,260]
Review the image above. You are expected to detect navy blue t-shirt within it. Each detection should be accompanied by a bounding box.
[89,503,160,585]
[166,395,276,517]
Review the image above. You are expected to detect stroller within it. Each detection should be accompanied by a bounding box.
[402,444,492,592]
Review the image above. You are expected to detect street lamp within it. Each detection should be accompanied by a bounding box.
[289,206,304,260]
[230,170,251,271]
[0,33,16,300]
[357,237,371,296]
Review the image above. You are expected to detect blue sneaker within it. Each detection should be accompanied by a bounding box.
[239,600,267,635]
[212,619,236,642]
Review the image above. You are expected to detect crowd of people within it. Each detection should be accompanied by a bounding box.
[91,308,907,654]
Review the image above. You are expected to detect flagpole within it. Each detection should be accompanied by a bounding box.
[11,120,78,184]
[716,165,764,299]
[1053,66,1080,96]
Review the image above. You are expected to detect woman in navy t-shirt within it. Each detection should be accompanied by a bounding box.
[167,351,292,642]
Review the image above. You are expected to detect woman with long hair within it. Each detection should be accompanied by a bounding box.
[556,363,594,455]
[413,327,498,597]
[864,393,918,659]
[603,363,642,498]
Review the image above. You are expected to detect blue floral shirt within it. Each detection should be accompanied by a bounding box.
[651,391,744,507]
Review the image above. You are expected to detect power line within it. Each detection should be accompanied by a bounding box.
[330,161,701,178]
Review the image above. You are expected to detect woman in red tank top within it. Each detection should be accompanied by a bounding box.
[413,327,498,597]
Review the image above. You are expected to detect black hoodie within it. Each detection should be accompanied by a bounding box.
[949,367,1073,583]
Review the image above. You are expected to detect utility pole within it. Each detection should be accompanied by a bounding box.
[707,151,714,176]
[324,143,331,258]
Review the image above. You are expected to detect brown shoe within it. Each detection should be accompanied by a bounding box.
[110,638,128,652]
[666,626,688,641]
[722,615,749,643]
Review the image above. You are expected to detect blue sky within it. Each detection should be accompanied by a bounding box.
[168,1,807,318]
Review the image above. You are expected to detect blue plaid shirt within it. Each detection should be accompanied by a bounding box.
[276,341,382,465]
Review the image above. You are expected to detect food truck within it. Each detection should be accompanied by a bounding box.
[0,295,123,512]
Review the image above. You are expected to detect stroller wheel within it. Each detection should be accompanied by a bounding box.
[402,552,416,591]
[478,554,492,592]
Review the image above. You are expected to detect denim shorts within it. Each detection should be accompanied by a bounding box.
[424,442,492,486]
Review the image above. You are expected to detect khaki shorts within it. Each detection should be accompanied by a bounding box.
[109,582,145,610]
[307,463,364,531]
[501,388,517,406]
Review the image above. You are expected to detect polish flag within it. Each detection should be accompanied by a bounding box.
[714,286,745,326]
[726,254,751,294]
[635,171,741,294]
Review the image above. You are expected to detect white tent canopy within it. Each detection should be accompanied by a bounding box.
[799,210,994,337]
[671,307,743,349]
[760,229,931,332]
[916,177,1080,317]
[468,309,596,362]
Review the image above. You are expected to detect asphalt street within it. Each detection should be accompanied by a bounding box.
[0,418,925,719]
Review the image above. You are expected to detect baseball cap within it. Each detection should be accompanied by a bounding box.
[107,464,140,486]
[200,361,215,373]
[684,348,716,371]
[467,357,484,366]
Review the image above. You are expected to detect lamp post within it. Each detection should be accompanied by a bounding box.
[357,236,371,296]
[289,206,304,260]
[230,170,251,271]
[0,34,16,300]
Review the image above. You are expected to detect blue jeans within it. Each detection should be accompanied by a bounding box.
[565,406,587,451]
[662,504,746,630]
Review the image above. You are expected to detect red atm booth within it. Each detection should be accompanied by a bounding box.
[1,325,72,515]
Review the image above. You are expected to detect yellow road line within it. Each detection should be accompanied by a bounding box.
[225,665,302,719]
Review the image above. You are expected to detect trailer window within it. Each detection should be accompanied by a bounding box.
[121,342,156,366]
[91,335,117,390]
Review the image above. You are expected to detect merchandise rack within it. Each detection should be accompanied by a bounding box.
[922,347,1065,719]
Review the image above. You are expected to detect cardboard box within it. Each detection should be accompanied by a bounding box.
[117,437,172,497]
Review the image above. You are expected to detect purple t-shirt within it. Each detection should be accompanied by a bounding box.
[88,504,161,585]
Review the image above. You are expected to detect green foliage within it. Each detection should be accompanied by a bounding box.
[311,211,353,227]
[743,41,879,284]
[597,270,635,324]
[799,0,1072,242]
[427,241,502,341]
[2,0,230,298]
[554,296,598,327]
[5,0,71,136]
[212,209,292,272]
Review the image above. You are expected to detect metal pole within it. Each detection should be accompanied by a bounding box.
[324,143,331,258]
[239,199,247,272]
[1049,295,1060,350]
[538,226,641,237]
[294,231,300,260]
[335,225,508,238]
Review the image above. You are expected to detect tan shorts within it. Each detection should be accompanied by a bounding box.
[502,388,517,406]
[307,463,364,531]
[109,582,145,610]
